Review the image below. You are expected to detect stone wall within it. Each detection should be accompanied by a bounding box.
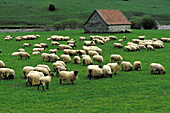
[84,12,108,33]
[108,25,131,32]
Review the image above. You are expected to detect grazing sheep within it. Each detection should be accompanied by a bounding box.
[59,70,79,84]
[88,50,99,57]
[102,65,112,78]
[35,67,51,76]
[79,37,86,41]
[118,39,124,42]
[34,44,42,48]
[53,61,67,73]
[26,71,44,86]
[77,50,86,56]
[69,50,78,56]
[134,61,142,71]
[87,65,103,79]
[139,36,145,40]
[93,55,103,64]
[15,37,22,41]
[12,52,30,60]
[94,39,104,45]
[160,38,170,42]
[38,75,52,91]
[0,68,15,79]
[152,42,164,48]
[114,43,123,48]
[123,36,127,40]
[0,60,6,68]
[40,43,48,48]
[32,51,41,55]
[19,48,25,52]
[110,54,123,62]
[150,63,166,75]
[108,36,117,40]
[138,45,146,50]
[107,61,121,74]
[42,53,59,62]
[124,46,132,52]
[51,41,59,46]
[67,40,76,45]
[23,66,35,78]
[147,45,154,51]
[33,48,46,52]
[49,49,57,54]
[60,54,71,63]
[23,43,31,47]
[132,39,140,43]
[63,49,71,54]
[37,64,51,72]
[84,41,95,46]
[82,56,93,65]
[121,61,133,71]
[58,44,72,50]
[74,56,81,64]
[47,38,51,41]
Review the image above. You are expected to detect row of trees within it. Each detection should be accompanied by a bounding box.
[130,15,157,29]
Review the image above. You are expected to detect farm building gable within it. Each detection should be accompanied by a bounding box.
[84,9,131,33]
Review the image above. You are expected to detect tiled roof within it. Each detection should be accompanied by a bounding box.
[96,9,131,25]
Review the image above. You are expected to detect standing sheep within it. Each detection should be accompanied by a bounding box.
[93,55,103,64]
[12,52,30,60]
[0,60,6,68]
[110,54,123,62]
[134,61,142,71]
[87,65,103,79]
[38,75,52,91]
[74,56,81,64]
[60,54,71,63]
[150,63,166,75]
[82,56,93,65]
[107,61,121,74]
[23,66,35,78]
[102,65,112,78]
[59,70,79,84]
[121,61,133,71]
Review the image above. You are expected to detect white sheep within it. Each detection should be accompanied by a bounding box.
[33,48,46,52]
[23,66,35,78]
[124,46,132,52]
[93,55,103,64]
[12,52,30,60]
[102,65,112,78]
[108,36,117,40]
[60,54,71,63]
[51,41,59,46]
[53,61,66,71]
[84,41,95,46]
[77,50,86,55]
[134,61,142,71]
[150,63,166,75]
[59,70,79,84]
[139,36,145,40]
[49,49,57,54]
[69,50,78,56]
[42,53,60,62]
[58,44,72,50]
[82,56,93,65]
[121,61,133,71]
[107,62,121,74]
[0,68,15,79]
[37,64,51,72]
[79,37,86,41]
[87,65,103,79]
[88,50,99,57]
[40,43,48,48]
[138,45,146,50]
[38,75,52,91]
[147,45,154,51]
[110,54,123,62]
[114,43,123,48]
[34,44,42,48]
[0,60,6,68]
[19,48,25,52]
[74,56,81,64]
[32,51,41,55]
[35,67,50,76]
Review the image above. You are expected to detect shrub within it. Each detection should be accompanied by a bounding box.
[53,19,84,30]
[141,15,157,29]
[130,17,142,29]
[49,4,55,11]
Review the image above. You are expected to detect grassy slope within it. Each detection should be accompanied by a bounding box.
[0,0,169,27]
[0,29,170,112]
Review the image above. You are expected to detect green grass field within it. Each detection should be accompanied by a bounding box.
[0,0,169,27]
[0,29,170,112]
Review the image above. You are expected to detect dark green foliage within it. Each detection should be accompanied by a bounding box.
[141,15,157,29]
[53,19,84,30]
[49,4,55,11]
[130,17,142,29]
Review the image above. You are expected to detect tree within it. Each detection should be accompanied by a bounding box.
[130,17,142,29]
[141,15,157,29]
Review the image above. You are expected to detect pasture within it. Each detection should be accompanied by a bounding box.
[0,29,169,112]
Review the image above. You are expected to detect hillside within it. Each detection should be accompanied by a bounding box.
[0,0,169,27]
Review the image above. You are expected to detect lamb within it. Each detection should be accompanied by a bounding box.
[74,56,81,64]
[12,52,30,60]
[121,61,133,71]
[110,54,123,62]
[23,66,35,78]
[26,71,44,86]
[0,60,6,68]
[102,65,112,78]
[32,51,41,55]
[147,45,154,51]
[150,63,166,75]
[60,54,71,63]
[134,61,142,71]
[51,41,59,46]
[38,75,52,91]
[79,37,86,41]
[0,68,15,79]
[23,43,31,47]
[114,43,123,48]
[93,55,103,64]
[82,56,93,65]
[88,50,99,57]
[87,65,103,79]
[84,41,95,46]
[49,49,57,54]
[107,61,121,74]
[59,70,79,84]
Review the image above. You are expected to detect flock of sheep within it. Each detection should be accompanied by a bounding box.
[0,34,168,91]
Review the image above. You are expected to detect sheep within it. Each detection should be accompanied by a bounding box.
[38,75,52,91]
[102,65,112,78]
[15,37,22,41]
[150,63,166,75]
[94,39,104,45]
[23,66,35,78]
[69,50,78,56]
[40,43,48,48]
[121,61,133,71]
[19,48,25,52]
[42,53,60,62]
[58,44,72,50]
[132,39,141,43]
[118,39,124,42]
[138,45,146,50]
[32,51,41,55]
[47,38,51,41]
[152,42,164,48]
[51,41,59,46]
[88,46,102,54]
[0,60,6,68]
[160,38,170,42]
[134,61,142,71]
[37,64,51,72]
[67,40,76,45]
[147,45,154,51]
[93,55,103,64]
[79,37,86,41]
[123,36,127,40]
[26,71,44,86]
[88,50,99,57]
[59,70,79,84]
[60,54,71,63]
[49,49,57,54]
[23,43,31,47]
[36,35,41,38]
[12,52,30,60]
[68,43,76,48]
[33,48,46,52]
[129,45,138,51]
[35,67,51,76]
[53,61,67,74]
[74,56,81,64]
[84,41,95,46]
[124,46,132,52]
[34,44,42,48]
[152,38,158,41]
[0,68,15,79]
[77,50,86,56]
[107,62,121,74]
[63,49,71,54]
[87,65,103,79]
[139,36,145,40]
[42,53,50,62]
[114,43,123,48]
[110,54,123,62]
[108,36,117,40]
[82,56,93,65]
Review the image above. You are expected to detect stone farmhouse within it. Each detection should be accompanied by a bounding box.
[84,9,131,33]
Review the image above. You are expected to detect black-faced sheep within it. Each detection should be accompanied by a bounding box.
[84,41,95,46]
[60,54,71,63]
[82,56,93,65]
[114,43,123,48]
[88,50,99,57]
[93,55,103,64]
[87,65,103,79]
[12,52,30,60]
[0,68,15,79]
[107,62,121,74]
[110,54,123,62]
[121,61,133,71]
[74,56,81,64]
[150,63,166,75]
[134,61,142,71]
[23,66,35,78]
[102,65,112,78]
[147,45,154,51]
[38,75,52,91]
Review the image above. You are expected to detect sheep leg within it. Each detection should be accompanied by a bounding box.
[109,74,112,78]
[46,83,49,89]
[37,84,40,90]
[42,86,45,91]
[60,79,62,84]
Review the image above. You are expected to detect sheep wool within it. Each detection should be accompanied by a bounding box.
[107,62,121,74]
[23,66,35,78]
[102,65,112,78]
[121,61,133,71]
[93,55,103,64]
[134,61,142,71]
[60,54,71,63]
[150,63,166,75]
[59,71,78,84]
[74,56,81,64]
[0,60,6,68]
